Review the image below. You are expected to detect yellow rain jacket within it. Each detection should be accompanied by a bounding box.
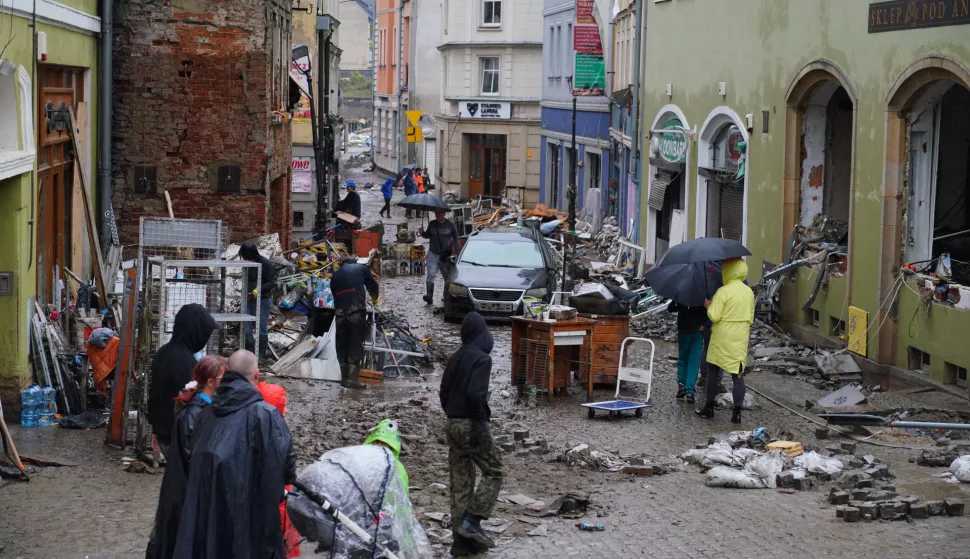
[706,258,754,375]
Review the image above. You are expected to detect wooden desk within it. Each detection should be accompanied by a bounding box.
[578,313,631,397]
[511,317,595,397]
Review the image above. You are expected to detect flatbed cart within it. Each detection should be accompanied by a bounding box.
[581,337,655,419]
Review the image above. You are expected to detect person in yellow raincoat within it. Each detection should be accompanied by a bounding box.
[696,257,754,424]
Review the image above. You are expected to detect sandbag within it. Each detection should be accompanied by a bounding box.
[743,451,787,489]
[949,455,970,483]
[705,466,767,489]
[793,451,844,475]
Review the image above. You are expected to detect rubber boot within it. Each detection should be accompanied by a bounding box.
[695,402,715,419]
[455,514,495,549]
[423,283,434,305]
[341,365,365,389]
[731,406,742,424]
[258,334,269,359]
[449,535,484,557]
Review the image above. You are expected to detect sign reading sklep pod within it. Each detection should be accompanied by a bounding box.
[459,101,510,120]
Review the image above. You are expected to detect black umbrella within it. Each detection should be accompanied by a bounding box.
[657,237,750,266]
[644,260,722,307]
[397,193,449,213]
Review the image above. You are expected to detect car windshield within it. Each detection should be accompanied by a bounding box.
[460,238,544,268]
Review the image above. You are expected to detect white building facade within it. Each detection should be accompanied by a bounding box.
[435,0,544,205]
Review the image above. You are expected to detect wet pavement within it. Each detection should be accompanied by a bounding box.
[3,154,970,557]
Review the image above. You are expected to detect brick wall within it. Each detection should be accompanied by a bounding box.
[111,0,292,252]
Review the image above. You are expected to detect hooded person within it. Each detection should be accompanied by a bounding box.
[147,303,218,455]
[696,258,754,424]
[330,256,379,389]
[147,356,227,559]
[257,382,301,559]
[439,312,503,555]
[174,350,296,559]
[379,176,395,218]
[239,242,277,358]
[363,419,410,493]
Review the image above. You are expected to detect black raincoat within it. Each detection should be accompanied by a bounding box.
[150,395,209,559]
[148,304,217,446]
[174,372,296,559]
[439,312,494,421]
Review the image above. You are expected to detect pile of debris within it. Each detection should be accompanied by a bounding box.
[561,443,682,477]
[828,486,964,522]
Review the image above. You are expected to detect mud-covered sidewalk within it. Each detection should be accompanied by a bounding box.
[3,156,970,558]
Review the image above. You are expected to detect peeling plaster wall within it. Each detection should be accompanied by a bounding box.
[800,104,826,226]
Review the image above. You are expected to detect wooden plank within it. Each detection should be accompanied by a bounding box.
[71,102,88,274]
[105,267,137,448]
[68,108,109,308]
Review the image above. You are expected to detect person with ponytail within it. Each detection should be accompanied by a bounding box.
[147,355,227,559]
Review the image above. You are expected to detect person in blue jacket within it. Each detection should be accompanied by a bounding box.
[333,180,362,219]
[403,170,418,219]
[379,176,395,218]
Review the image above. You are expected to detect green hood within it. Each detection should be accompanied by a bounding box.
[364,419,402,458]
[722,258,748,284]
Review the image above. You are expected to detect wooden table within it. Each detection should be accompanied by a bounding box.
[511,317,595,397]
[578,313,631,397]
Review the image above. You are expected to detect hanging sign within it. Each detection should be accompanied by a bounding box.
[573,0,605,96]
[292,156,313,193]
[659,118,688,164]
[868,0,970,32]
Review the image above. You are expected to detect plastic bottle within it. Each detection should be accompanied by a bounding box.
[20,385,40,428]
[40,386,57,426]
[575,522,605,532]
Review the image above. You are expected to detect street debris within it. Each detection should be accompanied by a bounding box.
[575,522,605,531]
[815,383,867,409]
[714,392,758,410]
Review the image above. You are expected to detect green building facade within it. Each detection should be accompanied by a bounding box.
[0,1,101,412]
[639,0,970,384]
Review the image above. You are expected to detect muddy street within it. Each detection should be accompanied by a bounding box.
[2,156,970,558]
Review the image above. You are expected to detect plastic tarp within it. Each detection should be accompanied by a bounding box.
[688,445,789,489]
[682,442,760,469]
[287,445,431,558]
[714,392,758,410]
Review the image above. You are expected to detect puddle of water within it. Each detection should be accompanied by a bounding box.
[896,481,967,501]
[859,369,920,392]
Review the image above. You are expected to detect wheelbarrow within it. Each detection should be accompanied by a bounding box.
[581,337,655,419]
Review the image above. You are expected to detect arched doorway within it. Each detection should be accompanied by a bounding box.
[645,105,690,263]
[877,58,970,364]
[696,107,748,243]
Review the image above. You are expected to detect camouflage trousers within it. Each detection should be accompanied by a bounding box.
[445,419,504,527]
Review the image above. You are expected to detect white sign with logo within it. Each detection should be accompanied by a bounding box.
[292,156,313,193]
[459,101,511,120]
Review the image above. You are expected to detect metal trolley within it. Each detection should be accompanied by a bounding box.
[581,337,655,419]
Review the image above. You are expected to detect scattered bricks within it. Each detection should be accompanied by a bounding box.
[776,471,795,489]
[521,438,538,448]
[865,490,897,502]
[513,449,532,457]
[900,495,920,506]
[851,489,872,501]
[793,476,815,491]
[944,498,965,516]
[862,454,876,465]
[841,442,858,455]
[854,479,873,489]
[815,427,830,439]
[529,446,546,455]
[843,506,861,522]
[926,501,946,516]
[837,470,871,487]
[909,503,929,519]
[513,430,530,441]
[880,484,896,492]
[537,438,549,450]
[493,435,512,446]
[620,465,655,477]
[835,505,846,518]
[829,490,850,505]
[892,501,910,515]
[936,436,951,446]
[878,502,899,520]
[500,443,516,452]
[864,464,891,480]
[856,502,879,520]
[916,450,949,467]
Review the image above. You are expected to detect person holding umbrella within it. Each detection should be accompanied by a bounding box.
[402,169,418,218]
[419,209,459,306]
[695,257,754,424]
[668,302,707,404]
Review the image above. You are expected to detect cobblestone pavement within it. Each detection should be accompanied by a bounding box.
[2,158,970,558]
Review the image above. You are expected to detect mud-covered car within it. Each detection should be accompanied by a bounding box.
[444,228,561,321]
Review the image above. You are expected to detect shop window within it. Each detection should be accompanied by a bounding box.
[216,165,241,193]
[704,124,745,241]
[586,152,601,191]
[908,347,931,373]
[480,57,500,95]
[293,211,305,228]
[947,362,968,387]
[133,166,157,194]
[482,0,502,27]
[548,143,560,207]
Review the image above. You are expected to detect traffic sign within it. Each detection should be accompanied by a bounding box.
[407,126,423,143]
[406,110,423,126]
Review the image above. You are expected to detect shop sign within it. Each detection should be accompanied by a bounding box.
[459,101,510,120]
[289,61,312,124]
[292,156,313,193]
[868,0,970,32]
[572,0,605,96]
[659,118,687,164]
[576,0,596,24]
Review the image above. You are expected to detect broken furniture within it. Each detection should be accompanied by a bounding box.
[576,313,631,399]
[581,337,655,419]
[511,316,595,397]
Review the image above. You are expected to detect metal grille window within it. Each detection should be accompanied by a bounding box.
[480,57,500,95]
[133,166,157,194]
[217,165,241,193]
[483,0,502,26]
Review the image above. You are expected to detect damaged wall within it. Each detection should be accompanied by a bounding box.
[800,104,826,226]
[111,0,293,252]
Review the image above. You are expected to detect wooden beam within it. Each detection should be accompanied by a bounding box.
[67,107,110,307]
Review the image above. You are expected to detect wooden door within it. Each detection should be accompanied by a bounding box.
[36,66,83,305]
[485,147,506,197]
[468,146,484,199]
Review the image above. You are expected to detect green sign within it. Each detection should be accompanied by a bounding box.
[573,52,605,96]
[659,118,687,163]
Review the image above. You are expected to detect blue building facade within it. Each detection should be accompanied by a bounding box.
[539,0,610,224]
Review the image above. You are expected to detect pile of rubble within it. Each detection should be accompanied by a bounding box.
[561,443,683,477]
[828,485,964,522]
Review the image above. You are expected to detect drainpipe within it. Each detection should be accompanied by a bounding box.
[629,0,645,239]
[370,2,376,163]
[98,0,113,248]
